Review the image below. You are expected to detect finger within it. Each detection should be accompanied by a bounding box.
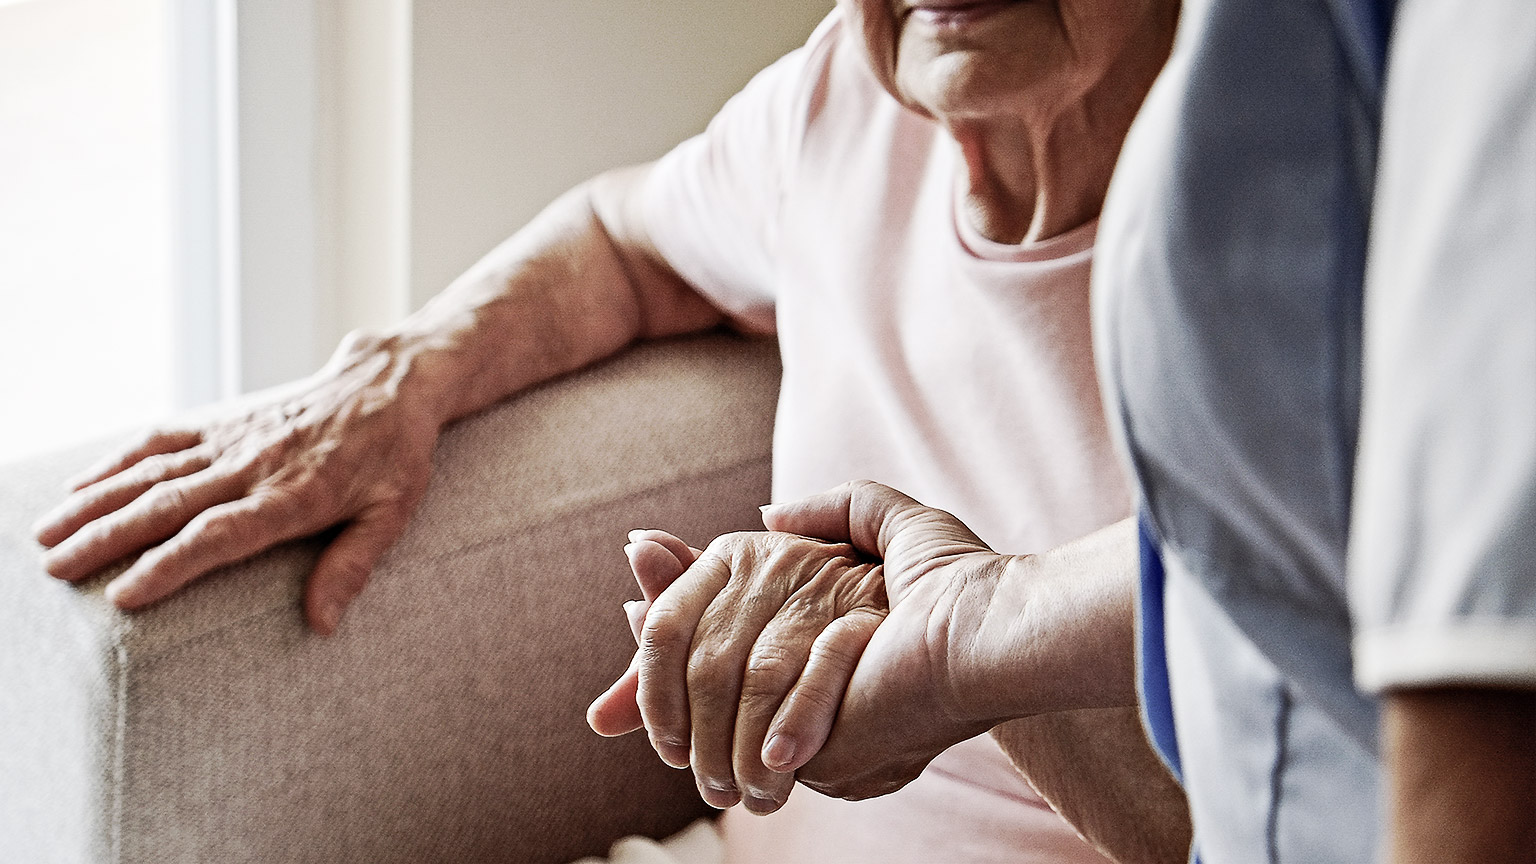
[758,480,914,554]
[34,449,214,548]
[636,552,733,777]
[627,529,699,570]
[682,560,805,811]
[762,607,885,774]
[589,598,647,735]
[762,480,987,566]
[729,612,826,813]
[592,601,648,738]
[625,537,690,601]
[587,651,646,737]
[41,468,249,582]
[303,506,412,635]
[626,599,648,642]
[104,489,318,609]
[66,429,203,492]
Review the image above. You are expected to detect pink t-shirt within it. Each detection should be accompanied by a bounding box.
[639,11,1129,864]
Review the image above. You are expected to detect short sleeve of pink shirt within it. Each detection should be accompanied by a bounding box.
[634,14,832,334]
[637,10,1128,864]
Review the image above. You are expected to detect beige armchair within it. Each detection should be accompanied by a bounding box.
[0,333,780,864]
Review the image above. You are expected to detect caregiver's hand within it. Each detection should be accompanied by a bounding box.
[631,530,887,814]
[757,481,1023,800]
[759,481,1139,805]
[31,331,447,634]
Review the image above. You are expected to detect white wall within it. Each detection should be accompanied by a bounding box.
[0,0,179,460]
[408,0,831,307]
[214,0,830,393]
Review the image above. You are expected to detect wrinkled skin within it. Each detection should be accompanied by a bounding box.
[32,333,441,634]
[591,529,889,814]
[32,166,724,633]
[590,481,1034,812]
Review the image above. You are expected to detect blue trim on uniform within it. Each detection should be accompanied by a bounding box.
[1136,510,1182,782]
[1138,512,1201,863]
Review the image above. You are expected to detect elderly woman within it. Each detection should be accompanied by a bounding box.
[34,0,1184,861]
[604,2,1536,864]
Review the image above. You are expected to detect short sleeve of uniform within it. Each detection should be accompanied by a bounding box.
[635,14,837,333]
[1349,0,1536,692]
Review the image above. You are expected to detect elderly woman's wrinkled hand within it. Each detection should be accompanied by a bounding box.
[586,529,703,738]
[30,331,447,634]
[755,481,1025,801]
[589,480,1048,815]
[591,527,889,814]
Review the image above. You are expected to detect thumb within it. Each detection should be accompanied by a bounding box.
[761,480,939,558]
[304,508,408,635]
[624,530,695,600]
[588,652,645,736]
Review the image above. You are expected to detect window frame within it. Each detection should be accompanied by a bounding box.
[171,0,412,403]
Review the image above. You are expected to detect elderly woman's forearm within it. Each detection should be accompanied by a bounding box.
[378,163,724,428]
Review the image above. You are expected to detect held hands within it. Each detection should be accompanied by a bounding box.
[762,482,1023,800]
[31,332,446,634]
[589,528,889,814]
[590,481,1031,813]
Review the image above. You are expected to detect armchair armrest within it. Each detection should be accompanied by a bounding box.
[0,333,780,864]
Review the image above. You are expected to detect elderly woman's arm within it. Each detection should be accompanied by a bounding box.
[31,164,725,634]
[604,482,1191,863]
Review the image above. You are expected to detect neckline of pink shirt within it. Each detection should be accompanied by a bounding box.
[949,167,1099,265]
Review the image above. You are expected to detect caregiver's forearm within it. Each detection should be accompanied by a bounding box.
[1386,687,1536,863]
[385,163,725,428]
[956,517,1142,721]
[993,708,1190,864]
[982,518,1190,863]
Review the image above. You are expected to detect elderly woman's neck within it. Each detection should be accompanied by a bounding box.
[953,119,1115,246]
[951,15,1175,247]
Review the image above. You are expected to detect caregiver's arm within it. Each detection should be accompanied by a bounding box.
[982,521,1191,864]
[769,483,1190,863]
[33,164,724,633]
[1353,3,1536,861]
[1385,688,1535,863]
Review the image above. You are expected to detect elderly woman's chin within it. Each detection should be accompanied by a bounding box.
[861,0,1176,130]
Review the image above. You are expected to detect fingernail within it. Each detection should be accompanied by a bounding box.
[700,780,740,809]
[743,791,783,814]
[38,549,63,576]
[758,504,774,513]
[763,733,798,771]
[29,514,53,539]
[317,601,343,634]
[655,739,690,769]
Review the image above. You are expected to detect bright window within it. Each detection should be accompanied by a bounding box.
[0,0,178,463]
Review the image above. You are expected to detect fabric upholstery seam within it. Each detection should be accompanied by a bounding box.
[122,453,774,664]
[110,644,127,864]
